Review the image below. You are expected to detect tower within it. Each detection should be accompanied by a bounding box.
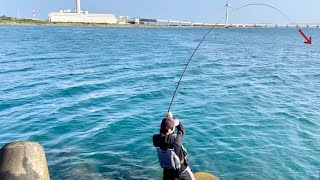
[76,0,81,13]
[32,9,36,19]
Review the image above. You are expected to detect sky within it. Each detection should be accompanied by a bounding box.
[0,0,319,24]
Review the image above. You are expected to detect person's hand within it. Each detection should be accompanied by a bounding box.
[167,111,173,118]
[167,111,180,126]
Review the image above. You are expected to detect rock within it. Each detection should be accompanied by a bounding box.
[0,142,50,180]
[194,172,219,180]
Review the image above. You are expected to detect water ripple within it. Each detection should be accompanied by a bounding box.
[0,27,319,179]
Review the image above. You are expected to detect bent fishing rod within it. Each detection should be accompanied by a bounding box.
[167,3,294,112]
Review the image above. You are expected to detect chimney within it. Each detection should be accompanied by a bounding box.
[76,0,81,13]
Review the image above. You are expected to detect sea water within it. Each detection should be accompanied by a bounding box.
[0,26,319,179]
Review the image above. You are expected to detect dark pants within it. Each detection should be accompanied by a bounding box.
[163,166,195,180]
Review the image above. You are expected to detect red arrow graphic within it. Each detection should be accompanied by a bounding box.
[298,29,312,45]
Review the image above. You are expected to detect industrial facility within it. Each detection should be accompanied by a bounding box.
[46,0,315,28]
[48,0,117,24]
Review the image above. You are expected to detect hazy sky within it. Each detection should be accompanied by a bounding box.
[0,0,319,24]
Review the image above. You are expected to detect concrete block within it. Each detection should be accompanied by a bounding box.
[0,142,50,180]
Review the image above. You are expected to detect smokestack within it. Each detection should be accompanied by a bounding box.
[76,0,81,13]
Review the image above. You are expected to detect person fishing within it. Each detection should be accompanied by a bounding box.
[153,111,195,180]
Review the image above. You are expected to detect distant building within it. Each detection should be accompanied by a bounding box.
[127,18,157,25]
[118,16,129,24]
[48,0,117,24]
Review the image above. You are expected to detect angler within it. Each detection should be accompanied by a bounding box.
[153,112,195,180]
[153,3,293,180]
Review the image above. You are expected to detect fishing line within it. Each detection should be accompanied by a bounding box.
[167,3,295,112]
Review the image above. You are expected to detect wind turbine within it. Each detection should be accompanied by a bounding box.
[225,0,231,27]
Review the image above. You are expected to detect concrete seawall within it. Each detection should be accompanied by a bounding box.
[0,142,50,180]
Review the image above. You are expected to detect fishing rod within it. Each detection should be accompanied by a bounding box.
[167,3,294,112]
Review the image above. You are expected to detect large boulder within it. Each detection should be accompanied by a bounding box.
[0,142,50,180]
[194,172,219,180]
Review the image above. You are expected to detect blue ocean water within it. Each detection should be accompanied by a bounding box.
[0,26,319,180]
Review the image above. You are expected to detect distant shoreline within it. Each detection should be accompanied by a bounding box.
[0,19,225,28]
[0,19,318,29]
[0,19,267,29]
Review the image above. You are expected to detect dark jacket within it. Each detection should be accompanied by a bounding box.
[153,121,187,175]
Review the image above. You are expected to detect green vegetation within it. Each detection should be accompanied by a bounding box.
[0,15,49,25]
[0,15,13,20]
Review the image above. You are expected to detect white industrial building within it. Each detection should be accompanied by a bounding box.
[48,0,117,24]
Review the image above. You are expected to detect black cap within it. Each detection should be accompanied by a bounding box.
[161,116,179,130]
